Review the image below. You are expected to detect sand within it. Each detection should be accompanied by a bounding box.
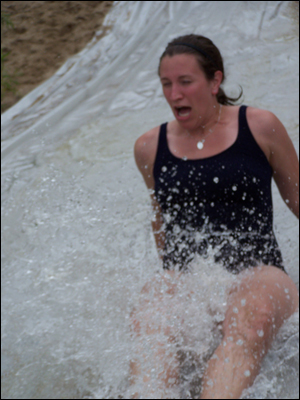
[1,1,114,113]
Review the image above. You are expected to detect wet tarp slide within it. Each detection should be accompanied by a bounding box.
[1,1,299,399]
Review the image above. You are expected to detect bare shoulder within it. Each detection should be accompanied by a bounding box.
[134,125,161,188]
[246,106,285,134]
[134,125,160,168]
[246,106,290,161]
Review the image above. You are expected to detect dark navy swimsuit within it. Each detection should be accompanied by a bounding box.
[153,105,285,274]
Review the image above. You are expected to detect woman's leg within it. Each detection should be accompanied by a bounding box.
[200,265,299,399]
[129,272,181,399]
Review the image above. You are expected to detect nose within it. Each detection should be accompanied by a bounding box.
[169,84,183,101]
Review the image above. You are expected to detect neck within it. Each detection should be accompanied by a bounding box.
[183,102,222,138]
[200,102,222,132]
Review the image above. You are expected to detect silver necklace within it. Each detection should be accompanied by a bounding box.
[196,104,222,150]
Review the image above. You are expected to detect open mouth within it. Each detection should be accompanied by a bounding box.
[175,106,192,117]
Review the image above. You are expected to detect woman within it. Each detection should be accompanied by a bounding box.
[131,34,299,399]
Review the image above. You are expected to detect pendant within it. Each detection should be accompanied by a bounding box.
[197,141,204,150]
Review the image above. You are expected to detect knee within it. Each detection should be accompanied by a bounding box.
[223,303,276,350]
[245,307,275,346]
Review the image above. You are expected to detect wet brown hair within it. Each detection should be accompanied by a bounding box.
[158,34,243,106]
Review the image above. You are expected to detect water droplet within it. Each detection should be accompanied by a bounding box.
[161,166,167,172]
[213,177,219,183]
[236,339,244,346]
[257,329,264,337]
[253,177,257,183]
[244,370,251,377]
[211,202,215,207]
[232,185,237,191]
[284,288,289,293]
[285,199,290,204]
[233,307,239,314]
[241,299,246,306]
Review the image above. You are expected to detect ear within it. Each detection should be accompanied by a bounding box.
[211,70,223,95]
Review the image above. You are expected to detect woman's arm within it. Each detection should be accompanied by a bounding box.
[134,127,165,259]
[249,108,299,219]
[150,195,165,261]
[267,113,299,219]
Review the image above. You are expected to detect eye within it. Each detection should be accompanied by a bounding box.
[182,80,191,85]
[162,82,171,87]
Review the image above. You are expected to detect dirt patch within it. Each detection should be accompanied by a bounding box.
[1,1,114,112]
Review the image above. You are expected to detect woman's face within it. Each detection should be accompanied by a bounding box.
[159,53,222,130]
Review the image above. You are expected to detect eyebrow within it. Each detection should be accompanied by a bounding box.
[160,75,192,81]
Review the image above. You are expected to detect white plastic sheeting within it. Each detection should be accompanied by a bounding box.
[1,1,299,399]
